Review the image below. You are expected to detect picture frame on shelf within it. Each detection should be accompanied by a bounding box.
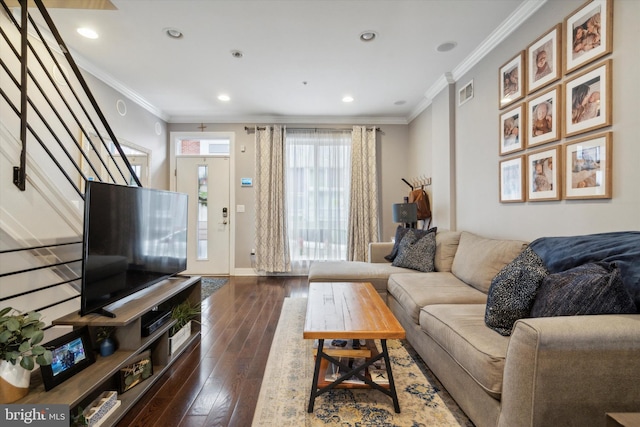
[527,145,561,202]
[527,24,562,94]
[527,85,561,148]
[564,0,613,75]
[118,350,153,394]
[499,155,525,203]
[40,326,96,391]
[499,51,525,109]
[500,103,525,155]
[564,59,611,137]
[563,132,612,200]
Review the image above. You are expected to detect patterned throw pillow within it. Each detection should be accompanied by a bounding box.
[391,229,437,272]
[385,226,436,262]
[530,262,638,317]
[484,247,549,336]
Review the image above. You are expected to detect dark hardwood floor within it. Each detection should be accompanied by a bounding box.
[116,275,309,427]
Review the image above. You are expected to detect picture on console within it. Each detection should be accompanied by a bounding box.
[51,336,87,377]
[40,326,96,391]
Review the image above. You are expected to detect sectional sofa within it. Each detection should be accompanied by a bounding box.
[308,230,640,427]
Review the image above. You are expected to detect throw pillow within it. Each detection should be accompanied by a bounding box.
[484,247,549,336]
[385,226,436,262]
[391,229,437,272]
[530,262,638,317]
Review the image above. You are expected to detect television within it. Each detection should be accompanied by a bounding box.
[81,181,188,317]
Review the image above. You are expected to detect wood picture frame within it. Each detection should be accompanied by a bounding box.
[500,103,525,155]
[527,24,562,94]
[118,350,153,394]
[499,155,525,203]
[564,59,612,137]
[527,145,561,201]
[40,326,96,391]
[564,0,613,75]
[499,51,525,109]
[563,132,612,199]
[527,85,561,148]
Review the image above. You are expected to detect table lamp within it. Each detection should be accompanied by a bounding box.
[392,203,417,228]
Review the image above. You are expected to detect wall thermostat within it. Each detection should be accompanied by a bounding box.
[241,178,253,187]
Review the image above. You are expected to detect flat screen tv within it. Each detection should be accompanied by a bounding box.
[81,181,188,317]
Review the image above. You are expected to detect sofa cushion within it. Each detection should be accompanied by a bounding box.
[385,226,436,262]
[420,304,509,399]
[451,232,528,293]
[392,229,436,272]
[434,231,462,273]
[530,262,638,317]
[485,247,549,336]
[387,272,488,324]
[308,261,415,294]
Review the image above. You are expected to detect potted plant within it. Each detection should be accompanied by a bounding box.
[0,307,53,403]
[96,326,117,357]
[168,300,200,355]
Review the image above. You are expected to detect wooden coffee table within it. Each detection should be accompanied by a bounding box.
[303,282,406,413]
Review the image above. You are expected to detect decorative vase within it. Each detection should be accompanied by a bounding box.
[0,360,31,404]
[99,338,116,357]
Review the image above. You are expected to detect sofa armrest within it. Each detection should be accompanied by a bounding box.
[368,242,393,263]
[499,314,640,427]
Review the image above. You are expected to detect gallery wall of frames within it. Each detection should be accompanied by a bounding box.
[497,0,613,203]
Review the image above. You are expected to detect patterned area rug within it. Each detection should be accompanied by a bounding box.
[252,298,473,426]
[200,277,228,300]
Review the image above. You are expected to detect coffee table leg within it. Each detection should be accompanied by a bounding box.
[381,339,401,413]
[308,338,324,413]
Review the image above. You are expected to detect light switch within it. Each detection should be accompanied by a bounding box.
[237,205,245,212]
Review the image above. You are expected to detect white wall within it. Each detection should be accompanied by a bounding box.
[411,0,640,241]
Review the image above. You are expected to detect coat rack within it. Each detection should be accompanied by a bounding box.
[402,176,432,190]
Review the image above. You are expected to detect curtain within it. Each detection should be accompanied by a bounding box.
[254,125,291,273]
[347,126,379,261]
[286,129,352,273]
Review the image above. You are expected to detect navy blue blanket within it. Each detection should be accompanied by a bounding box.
[529,231,640,309]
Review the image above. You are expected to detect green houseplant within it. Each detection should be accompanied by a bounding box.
[169,300,201,336]
[0,307,53,403]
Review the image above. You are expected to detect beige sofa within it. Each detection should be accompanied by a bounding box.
[308,230,640,427]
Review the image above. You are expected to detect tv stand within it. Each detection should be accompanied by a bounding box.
[94,308,117,318]
[18,275,202,427]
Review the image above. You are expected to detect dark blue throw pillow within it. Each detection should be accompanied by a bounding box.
[530,262,638,317]
[385,226,436,262]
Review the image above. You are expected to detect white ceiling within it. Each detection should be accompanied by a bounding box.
[26,0,544,124]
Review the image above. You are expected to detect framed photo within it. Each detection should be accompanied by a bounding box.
[527,85,561,148]
[499,51,525,109]
[499,155,525,203]
[564,0,613,75]
[118,350,153,394]
[527,24,562,94]
[40,326,96,391]
[564,59,612,137]
[527,146,561,201]
[564,132,612,199]
[500,103,525,155]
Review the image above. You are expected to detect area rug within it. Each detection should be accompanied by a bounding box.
[200,277,228,300]
[252,297,473,426]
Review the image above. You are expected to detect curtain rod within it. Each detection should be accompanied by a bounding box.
[244,126,381,134]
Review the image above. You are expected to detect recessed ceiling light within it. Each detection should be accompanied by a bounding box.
[164,27,183,39]
[359,31,377,42]
[231,50,244,59]
[342,96,354,103]
[436,41,458,52]
[394,100,407,106]
[218,94,231,102]
[77,27,98,39]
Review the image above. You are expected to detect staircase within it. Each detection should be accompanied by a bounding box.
[0,0,140,335]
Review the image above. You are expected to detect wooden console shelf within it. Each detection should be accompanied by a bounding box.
[19,275,202,427]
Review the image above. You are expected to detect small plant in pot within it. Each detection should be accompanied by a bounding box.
[96,326,117,357]
[0,307,53,403]
[170,300,201,336]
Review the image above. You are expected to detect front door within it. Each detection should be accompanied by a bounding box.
[176,156,230,275]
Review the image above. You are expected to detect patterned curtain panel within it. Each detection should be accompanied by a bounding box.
[254,125,291,273]
[347,126,379,261]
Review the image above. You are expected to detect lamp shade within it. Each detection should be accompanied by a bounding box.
[392,203,417,223]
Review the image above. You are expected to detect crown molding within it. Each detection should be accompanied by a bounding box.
[411,0,548,122]
[168,114,409,125]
